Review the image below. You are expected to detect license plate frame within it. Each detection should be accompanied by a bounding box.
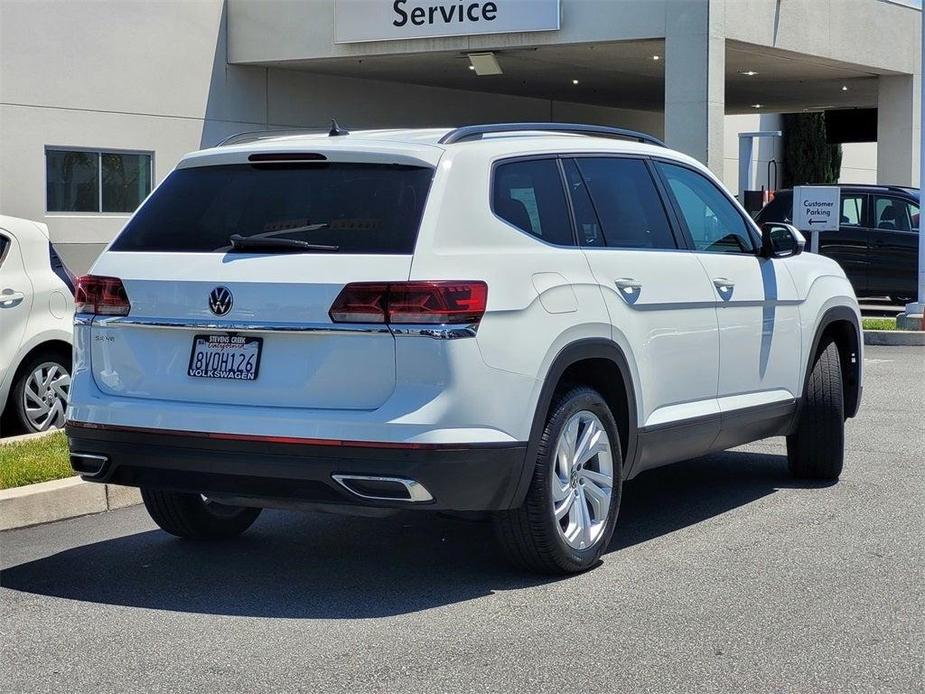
[187,334,263,382]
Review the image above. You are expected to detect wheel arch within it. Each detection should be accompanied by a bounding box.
[511,338,639,507]
[805,306,862,419]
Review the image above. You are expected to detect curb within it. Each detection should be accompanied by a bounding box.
[863,330,925,346]
[0,429,60,446]
[0,477,141,531]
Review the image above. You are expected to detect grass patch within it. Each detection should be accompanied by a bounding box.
[862,317,897,331]
[0,431,73,490]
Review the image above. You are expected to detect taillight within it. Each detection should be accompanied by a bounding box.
[74,275,131,316]
[329,281,487,325]
[329,283,389,323]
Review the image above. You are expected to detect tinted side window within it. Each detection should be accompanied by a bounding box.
[493,159,573,245]
[840,194,865,227]
[873,196,919,232]
[657,162,756,254]
[0,235,8,269]
[574,157,677,250]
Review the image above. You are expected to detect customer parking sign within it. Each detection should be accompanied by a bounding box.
[793,186,841,253]
[793,186,841,232]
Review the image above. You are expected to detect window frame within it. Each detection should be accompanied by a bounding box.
[489,154,579,248]
[45,145,155,216]
[651,157,763,256]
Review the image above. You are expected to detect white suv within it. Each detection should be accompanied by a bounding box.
[66,123,862,573]
[1,216,74,434]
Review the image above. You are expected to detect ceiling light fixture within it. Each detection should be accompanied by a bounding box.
[572,79,580,85]
[841,85,848,91]
[468,64,475,70]
[739,70,759,76]
[752,104,763,109]
[467,52,502,76]
[652,55,661,61]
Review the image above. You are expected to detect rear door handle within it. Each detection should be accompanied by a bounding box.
[712,278,734,298]
[614,278,643,305]
[0,290,25,306]
[615,278,642,292]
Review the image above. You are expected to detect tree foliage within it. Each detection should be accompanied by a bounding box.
[781,113,842,188]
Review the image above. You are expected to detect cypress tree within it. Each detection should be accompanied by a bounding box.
[781,113,843,188]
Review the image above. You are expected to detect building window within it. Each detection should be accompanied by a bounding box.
[46,148,152,213]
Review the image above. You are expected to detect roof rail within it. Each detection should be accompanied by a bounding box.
[438,122,666,147]
[216,128,328,147]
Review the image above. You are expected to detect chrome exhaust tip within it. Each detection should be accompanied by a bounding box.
[69,452,109,477]
[332,474,433,503]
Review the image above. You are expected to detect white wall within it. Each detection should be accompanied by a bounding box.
[839,142,878,184]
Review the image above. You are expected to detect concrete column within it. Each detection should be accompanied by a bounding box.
[877,74,921,186]
[664,0,725,173]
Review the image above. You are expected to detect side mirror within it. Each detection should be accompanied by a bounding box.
[761,222,805,258]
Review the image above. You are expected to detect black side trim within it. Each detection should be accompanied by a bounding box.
[633,413,721,475]
[633,399,798,477]
[803,306,862,419]
[514,338,639,505]
[712,399,798,451]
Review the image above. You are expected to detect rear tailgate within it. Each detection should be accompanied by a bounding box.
[89,253,409,410]
[85,152,437,411]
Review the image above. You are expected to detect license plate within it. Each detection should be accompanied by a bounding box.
[188,334,262,381]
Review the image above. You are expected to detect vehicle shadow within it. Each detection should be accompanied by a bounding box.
[1,449,821,619]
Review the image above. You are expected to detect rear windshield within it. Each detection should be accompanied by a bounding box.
[111,163,434,254]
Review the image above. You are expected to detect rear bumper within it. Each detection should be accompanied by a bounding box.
[66,422,528,512]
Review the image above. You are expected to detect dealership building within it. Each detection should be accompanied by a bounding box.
[0,0,920,272]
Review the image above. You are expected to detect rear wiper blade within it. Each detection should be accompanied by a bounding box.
[228,234,339,253]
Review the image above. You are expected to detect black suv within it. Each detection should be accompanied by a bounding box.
[756,185,920,303]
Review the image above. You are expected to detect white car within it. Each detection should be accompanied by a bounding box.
[66,123,862,573]
[0,216,74,434]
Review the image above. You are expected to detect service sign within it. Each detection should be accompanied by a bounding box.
[335,0,561,43]
[793,186,841,232]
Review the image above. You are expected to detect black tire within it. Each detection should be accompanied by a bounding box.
[7,349,72,434]
[493,385,623,574]
[786,340,845,480]
[141,488,261,539]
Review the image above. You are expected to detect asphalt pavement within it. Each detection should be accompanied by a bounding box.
[1,345,923,694]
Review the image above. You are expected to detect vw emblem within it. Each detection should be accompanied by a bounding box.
[208,286,233,316]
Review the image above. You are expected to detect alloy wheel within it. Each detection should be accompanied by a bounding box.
[551,410,614,550]
[22,361,70,431]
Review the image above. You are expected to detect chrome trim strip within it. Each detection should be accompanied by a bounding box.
[88,315,478,339]
[92,315,391,335]
[390,324,479,339]
[332,474,434,503]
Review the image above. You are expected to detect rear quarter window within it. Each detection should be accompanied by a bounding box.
[492,159,574,246]
[111,162,434,254]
